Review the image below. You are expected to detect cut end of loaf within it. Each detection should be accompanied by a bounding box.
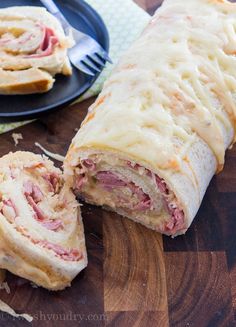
[65,151,187,237]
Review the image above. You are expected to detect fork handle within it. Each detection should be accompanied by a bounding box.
[40,0,71,33]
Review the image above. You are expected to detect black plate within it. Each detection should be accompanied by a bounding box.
[0,0,109,122]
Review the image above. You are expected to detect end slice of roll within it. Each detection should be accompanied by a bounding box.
[64,144,216,237]
[0,151,87,290]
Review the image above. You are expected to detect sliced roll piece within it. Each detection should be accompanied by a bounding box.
[0,68,54,95]
[64,0,236,236]
[0,152,87,290]
[0,6,74,94]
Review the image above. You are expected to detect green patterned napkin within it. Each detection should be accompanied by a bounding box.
[0,0,150,134]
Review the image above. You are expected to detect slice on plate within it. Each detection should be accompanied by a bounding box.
[0,6,74,94]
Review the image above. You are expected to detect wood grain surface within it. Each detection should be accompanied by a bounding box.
[0,1,235,326]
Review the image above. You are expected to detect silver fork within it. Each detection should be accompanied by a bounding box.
[40,0,112,76]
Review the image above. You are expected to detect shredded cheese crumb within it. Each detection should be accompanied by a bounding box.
[0,269,9,294]
[0,282,10,294]
[35,142,65,162]
[0,270,6,284]
[30,282,38,289]
[0,271,31,321]
[0,299,33,322]
[12,133,23,146]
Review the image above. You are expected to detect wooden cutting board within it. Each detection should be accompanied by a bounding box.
[0,1,235,326]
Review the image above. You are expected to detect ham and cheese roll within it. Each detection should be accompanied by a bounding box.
[0,152,87,290]
[0,6,74,94]
[64,0,236,236]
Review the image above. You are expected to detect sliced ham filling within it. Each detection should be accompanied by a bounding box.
[42,172,60,193]
[38,241,82,262]
[96,171,152,211]
[15,225,82,262]
[0,199,18,223]
[0,201,79,261]
[0,178,63,232]
[23,178,63,232]
[74,158,185,234]
[25,26,59,58]
[1,24,59,58]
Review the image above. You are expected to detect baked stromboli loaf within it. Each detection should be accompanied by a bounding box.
[64,0,236,236]
[0,152,87,290]
[0,6,74,94]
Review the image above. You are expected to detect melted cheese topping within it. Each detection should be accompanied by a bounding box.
[72,0,236,171]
